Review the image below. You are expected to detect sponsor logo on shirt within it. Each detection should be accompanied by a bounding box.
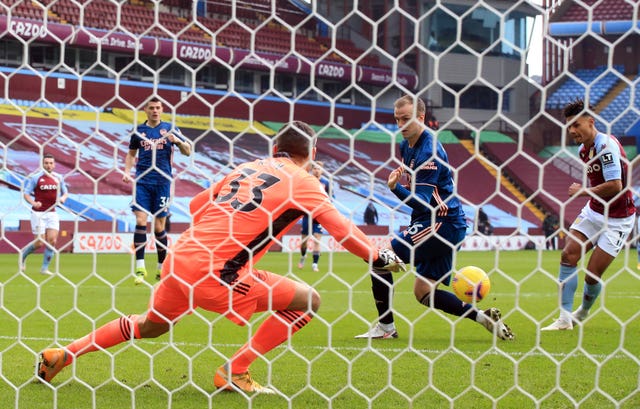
[586,163,601,174]
[421,161,438,170]
[39,184,58,190]
[140,136,168,151]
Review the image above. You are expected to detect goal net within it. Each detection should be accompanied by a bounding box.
[1,0,639,407]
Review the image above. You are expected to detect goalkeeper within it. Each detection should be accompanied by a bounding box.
[37,120,404,394]
[354,95,514,341]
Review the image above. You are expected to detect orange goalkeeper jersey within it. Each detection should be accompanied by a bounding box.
[168,154,376,284]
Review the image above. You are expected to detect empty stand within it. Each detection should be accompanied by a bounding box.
[546,66,623,110]
[558,0,638,22]
[446,142,540,226]
[343,135,541,227]
[1,0,53,22]
[546,67,640,138]
[482,141,583,226]
[0,0,386,68]
[598,78,640,137]
[317,37,383,68]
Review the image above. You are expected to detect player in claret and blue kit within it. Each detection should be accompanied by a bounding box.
[123,97,192,285]
[355,95,514,341]
[21,153,69,275]
[542,98,636,331]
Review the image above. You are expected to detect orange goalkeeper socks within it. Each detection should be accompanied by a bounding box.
[64,314,141,364]
[229,310,311,374]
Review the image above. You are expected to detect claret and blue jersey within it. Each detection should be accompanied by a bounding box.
[578,132,635,218]
[24,170,68,212]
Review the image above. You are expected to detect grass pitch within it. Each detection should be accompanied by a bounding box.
[1,250,639,408]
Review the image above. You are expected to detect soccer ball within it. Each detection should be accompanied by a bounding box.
[452,266,491,303]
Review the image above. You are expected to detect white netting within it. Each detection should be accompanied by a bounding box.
[1,0,640,408]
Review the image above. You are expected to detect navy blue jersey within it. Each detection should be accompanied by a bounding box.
[129,121,185,185]
[392,129,465,227]
[319,177,332,198]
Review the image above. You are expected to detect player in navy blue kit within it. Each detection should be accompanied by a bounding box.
[123,97,192,284]
[21,154,69,275]
[542,98,635,331]
[298,161,332,272]
[355,95,514,340]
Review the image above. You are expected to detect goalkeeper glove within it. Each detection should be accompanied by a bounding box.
[371,248,406,273]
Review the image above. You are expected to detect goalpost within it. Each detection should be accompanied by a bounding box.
[1,0,639,408]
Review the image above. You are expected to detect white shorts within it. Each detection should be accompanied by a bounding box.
[570,205,635,257]
[30,211,60,235]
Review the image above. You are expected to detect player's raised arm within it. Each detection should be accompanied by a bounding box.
[167,130,192,156]
[315,207,404,272]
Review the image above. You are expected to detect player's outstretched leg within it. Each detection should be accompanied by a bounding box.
[419,289,514,340]
[37,348,69,383]
[476,308,514,340]
[37,314,146,384]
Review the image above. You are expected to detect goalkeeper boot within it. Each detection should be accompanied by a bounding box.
[134,267,147,285]
[37,348,69,383]
[155,269,162,281]
[354,323,398,340]
[214,364,275,394]
[478,308,514,340]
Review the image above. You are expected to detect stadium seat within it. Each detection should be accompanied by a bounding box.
[558,0,637,21]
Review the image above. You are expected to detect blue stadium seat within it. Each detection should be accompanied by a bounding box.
[546,65,624,110]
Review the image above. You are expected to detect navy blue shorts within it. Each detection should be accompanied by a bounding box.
[301,215,323,235]
[391,221,466,286]
[132,183,170,218]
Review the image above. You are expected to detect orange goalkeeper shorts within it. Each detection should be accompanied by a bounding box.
[146,267,298,326]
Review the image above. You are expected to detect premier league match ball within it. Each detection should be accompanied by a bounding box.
[452,266,491,303]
